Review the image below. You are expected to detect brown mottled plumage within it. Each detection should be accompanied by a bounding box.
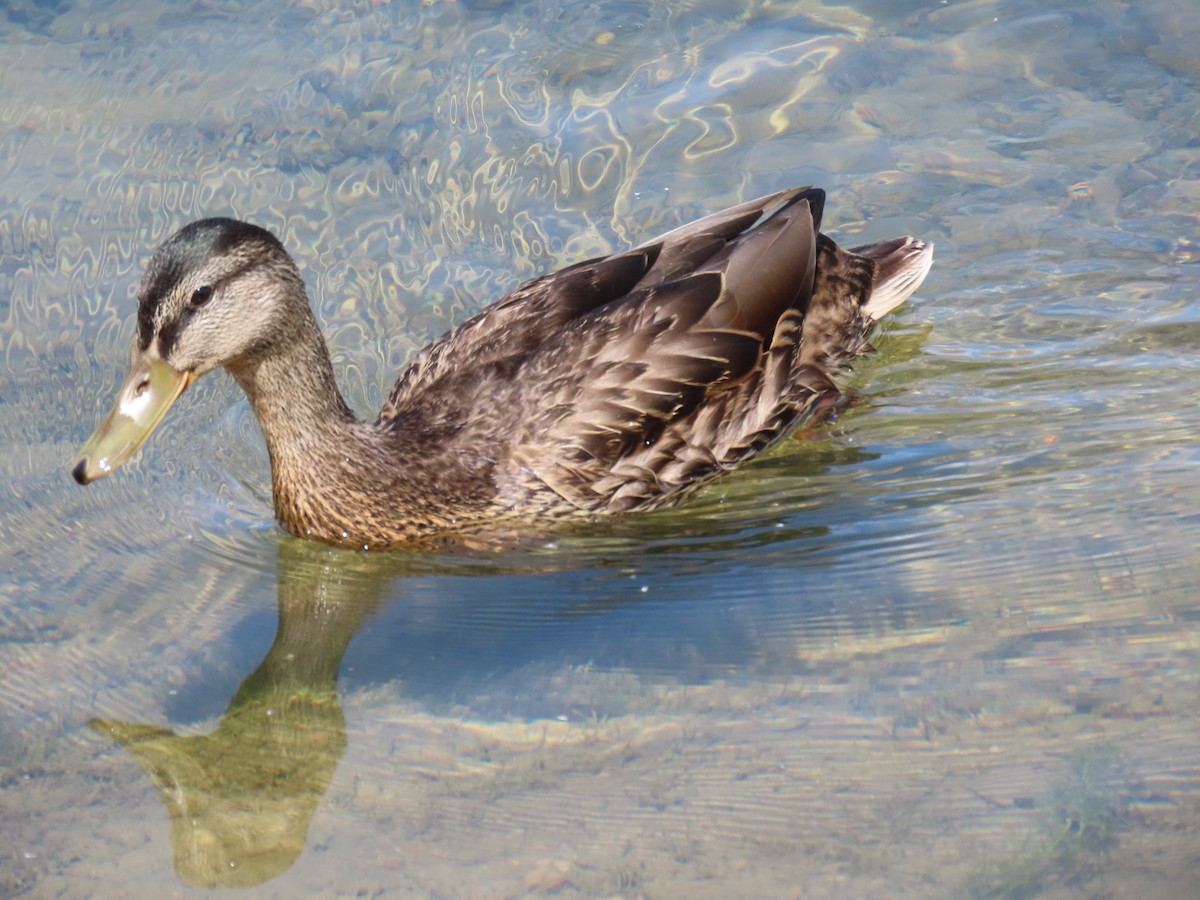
[72,187,933,548]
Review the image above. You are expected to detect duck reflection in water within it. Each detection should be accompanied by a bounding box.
[90,540,381,888]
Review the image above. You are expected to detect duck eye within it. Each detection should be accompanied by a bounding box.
[190,285,214,307]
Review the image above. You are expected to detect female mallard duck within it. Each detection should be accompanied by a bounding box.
[72,187,932,549]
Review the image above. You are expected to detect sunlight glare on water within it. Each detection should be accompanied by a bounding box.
[2,0,1200,897]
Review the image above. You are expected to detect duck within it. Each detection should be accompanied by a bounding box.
[71,187,932,549]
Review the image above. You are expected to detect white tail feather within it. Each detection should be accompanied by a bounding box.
[856,237,934,322]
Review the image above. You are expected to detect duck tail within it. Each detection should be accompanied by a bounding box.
[853,237,934,322]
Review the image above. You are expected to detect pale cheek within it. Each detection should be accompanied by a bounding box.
[168,328,221,374]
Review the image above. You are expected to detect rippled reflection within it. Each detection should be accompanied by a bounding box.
[90,541,364,888]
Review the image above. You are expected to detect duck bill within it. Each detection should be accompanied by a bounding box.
[71,346,197,485]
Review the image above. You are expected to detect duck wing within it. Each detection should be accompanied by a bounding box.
[377,188,815,426]
[377,187,932,513]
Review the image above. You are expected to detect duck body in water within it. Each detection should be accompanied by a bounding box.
[72,187,933,549]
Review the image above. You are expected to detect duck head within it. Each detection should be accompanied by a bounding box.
[71,218,301,484]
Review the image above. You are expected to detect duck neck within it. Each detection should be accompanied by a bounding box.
[227,309,379,542]
[229,309,357,444]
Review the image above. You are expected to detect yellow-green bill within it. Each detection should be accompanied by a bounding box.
[72,346,195,484]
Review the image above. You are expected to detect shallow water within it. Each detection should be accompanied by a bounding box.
[3,0,1200,897]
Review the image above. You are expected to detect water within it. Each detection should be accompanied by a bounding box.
[3,0,1200,896]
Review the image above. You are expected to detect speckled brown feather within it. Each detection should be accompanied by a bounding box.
[110,188,932,548]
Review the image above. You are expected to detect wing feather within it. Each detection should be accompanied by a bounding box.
[370,186,931,516]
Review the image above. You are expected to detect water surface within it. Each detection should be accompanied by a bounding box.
[3,1,1199,897]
